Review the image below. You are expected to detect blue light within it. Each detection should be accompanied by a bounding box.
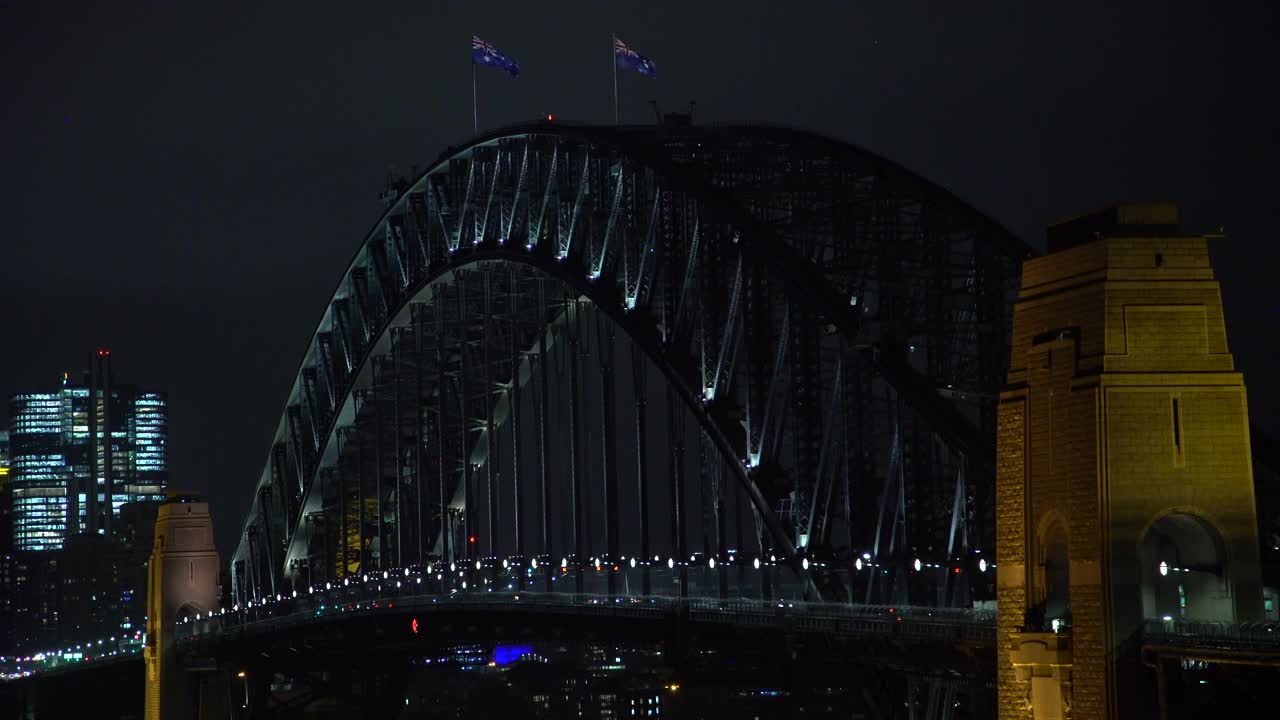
[492,644,533,666]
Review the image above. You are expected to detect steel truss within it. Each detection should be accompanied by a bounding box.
[230,123,1029,608]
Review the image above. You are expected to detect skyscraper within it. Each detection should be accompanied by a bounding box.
[0,429,14,653]
[8,350,168,551]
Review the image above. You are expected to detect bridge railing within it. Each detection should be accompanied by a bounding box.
[176,568,997,647]
[1140,618,1280,652]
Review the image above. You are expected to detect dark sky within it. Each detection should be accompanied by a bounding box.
[3,1,1277,556]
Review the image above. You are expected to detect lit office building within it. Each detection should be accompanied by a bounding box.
[8,350,168,551]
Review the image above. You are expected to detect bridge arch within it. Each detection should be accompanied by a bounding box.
[231,122,1030,608]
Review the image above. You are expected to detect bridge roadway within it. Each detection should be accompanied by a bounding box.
[176,562,998,679]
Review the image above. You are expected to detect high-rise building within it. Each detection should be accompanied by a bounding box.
[8,350,168,551]
[0,429,14,654]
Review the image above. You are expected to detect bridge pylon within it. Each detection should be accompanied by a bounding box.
[996,204,1264,719]
[144,493,220,720]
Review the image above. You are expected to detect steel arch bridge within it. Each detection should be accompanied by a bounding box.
[229,120,1031,608]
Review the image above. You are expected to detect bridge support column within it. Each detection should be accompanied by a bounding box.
[1009,632,1072,720]
[144,495,221,720]
[996,204,1263,719]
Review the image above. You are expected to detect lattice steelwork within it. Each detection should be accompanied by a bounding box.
[230,121,1030,607]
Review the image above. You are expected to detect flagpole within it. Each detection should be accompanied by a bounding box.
[472,61,478,136]
[611,34,619,125]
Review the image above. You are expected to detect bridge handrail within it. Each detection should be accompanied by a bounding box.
[1140,618,1280,652]
[174,584,996,648]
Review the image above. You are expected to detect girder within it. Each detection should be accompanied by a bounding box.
[231,123,1029,610]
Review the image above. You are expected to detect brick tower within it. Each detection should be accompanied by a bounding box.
[996,204,1263,719]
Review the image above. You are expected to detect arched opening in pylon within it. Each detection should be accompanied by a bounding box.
[1139,512,1231,623]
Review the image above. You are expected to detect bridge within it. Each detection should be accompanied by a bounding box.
[4,121,1279,719]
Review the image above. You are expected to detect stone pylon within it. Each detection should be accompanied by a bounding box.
[996,204,1263,719]
[144,494,220,720]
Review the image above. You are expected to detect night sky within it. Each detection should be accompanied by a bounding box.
[3,2,1277,556]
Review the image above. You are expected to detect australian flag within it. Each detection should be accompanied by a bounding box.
[473,35,520,78]
[614,37,657,78]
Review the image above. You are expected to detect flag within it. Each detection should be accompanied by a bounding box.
[473,35,520,78]
[614,37,657,78]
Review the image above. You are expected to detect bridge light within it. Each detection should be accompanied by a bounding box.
[801,558,809,571]
[630,557,636,568]
[913,558,922,572]
[531,557,539,569]
[462,581,468,589]
[855,558,863,571]
[450,563,457,572]
[292,590,297,598]
[708,558,716,569]
[753,557,761,570]
[405,569,410,577]
[561,558,568,569]
[383,571,389,579]
[667,558,674,569]
[476,560,482,570]
[1159,561,1169,577]
[411,618,419,634]
[863,552,871,560]
[503,559,509,569]
[978,559,987,573]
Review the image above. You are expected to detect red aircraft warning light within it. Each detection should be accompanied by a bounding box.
[411,618,419,634]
